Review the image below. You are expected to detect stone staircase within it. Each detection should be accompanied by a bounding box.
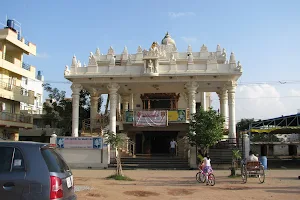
[109,155,190,170]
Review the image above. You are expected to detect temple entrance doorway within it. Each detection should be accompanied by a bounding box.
[142,131,178,155]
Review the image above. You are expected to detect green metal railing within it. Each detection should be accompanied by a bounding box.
[0,112,32,124]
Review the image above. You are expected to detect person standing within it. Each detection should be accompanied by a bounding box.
[203,153,213,185]
[170,138,177,157]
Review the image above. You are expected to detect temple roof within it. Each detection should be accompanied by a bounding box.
[161,32,176,47]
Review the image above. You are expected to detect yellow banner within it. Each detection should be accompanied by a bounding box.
[168,110,186,122]
[251,126,300,133]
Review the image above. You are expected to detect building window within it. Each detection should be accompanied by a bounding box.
[11,104,15,114]
[0,102,6,112]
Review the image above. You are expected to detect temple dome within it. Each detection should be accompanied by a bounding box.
[161,32,176,47]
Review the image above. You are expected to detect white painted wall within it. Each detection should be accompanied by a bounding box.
[56,148,108,169]
[273,145,289,156]
[20,75,43,114]
[50,135,109,169]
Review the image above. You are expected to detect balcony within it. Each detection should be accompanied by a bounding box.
[121,108,190,124]
[0,28,36,55]
[4,54,32,71]
[0,112,33,129]
[0,54,36,79]
[0,80,35,104]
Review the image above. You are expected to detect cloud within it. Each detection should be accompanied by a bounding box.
[211,84,300,121]
[181,36,198,44]
[36,52,50,58]
[168,12,196,19]
[288,89,300,96]
[235,84,286,120]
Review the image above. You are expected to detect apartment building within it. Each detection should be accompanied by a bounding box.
[0,19,43,140]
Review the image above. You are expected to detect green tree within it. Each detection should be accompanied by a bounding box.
[236,118,256,132]
[187,107,225,154]
[42,84,103,135]
[104,131,125,176]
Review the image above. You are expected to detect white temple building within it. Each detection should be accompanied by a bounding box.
[64,32,242,168]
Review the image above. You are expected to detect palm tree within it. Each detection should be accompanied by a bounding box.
[231,149,242,176]
[104,131,124,176]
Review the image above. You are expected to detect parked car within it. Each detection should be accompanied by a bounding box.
[0,141,77,200]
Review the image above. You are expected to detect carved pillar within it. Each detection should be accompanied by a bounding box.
[228,82,237,140]
[185,81,199,118]
[200,92,207,111]
[90,96,99,119]
[130,94,136,110]
[90,89,101,120]
[71,83,83,137]
[185,81,199,169]
[122,94,130,111]
[218,89,228,129]
[107,83,120,134]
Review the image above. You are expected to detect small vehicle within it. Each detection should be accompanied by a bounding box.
[0,141,77,200]
[195,165,215,186]
[241,161,265,183]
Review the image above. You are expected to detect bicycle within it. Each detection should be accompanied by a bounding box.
[196,170,206,183]
[196,169,215,186]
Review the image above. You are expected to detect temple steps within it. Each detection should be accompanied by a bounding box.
[109,156,190,170]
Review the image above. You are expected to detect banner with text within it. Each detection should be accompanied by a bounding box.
[56,137,103,149]
[134,110,168,127]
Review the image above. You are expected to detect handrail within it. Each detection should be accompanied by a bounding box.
[82,114,110,133]
[0,112,32,124]
[0,80,29,96]
[22,62,31,71]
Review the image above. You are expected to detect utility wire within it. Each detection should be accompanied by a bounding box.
[211,95,300,100]
[1,78,300,86]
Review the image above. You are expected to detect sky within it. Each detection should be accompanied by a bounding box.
[2,0,300,121]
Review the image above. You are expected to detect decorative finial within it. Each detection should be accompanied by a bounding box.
[187,45,192,53]
[137,45,143,53]
[64,65,70,76]
[95,48,101,56]
[216,44,221,52]
[236,61,242,72]
[222,48,227,58]
[72,55,77,66]
[230,52,236,64]
[108,46,114,55]
[77,60,82,67]
[200,44,208,52]
[123,46,128,54]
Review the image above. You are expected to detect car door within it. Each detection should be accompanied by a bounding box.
[0,146,26,200]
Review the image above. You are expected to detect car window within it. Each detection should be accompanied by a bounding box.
[0,147,14,173]
[12,148,25,171]
[41,148,70,173]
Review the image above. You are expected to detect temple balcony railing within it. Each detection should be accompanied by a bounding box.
[120,108,190,124]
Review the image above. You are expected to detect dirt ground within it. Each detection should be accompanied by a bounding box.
[73,169,300,200]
